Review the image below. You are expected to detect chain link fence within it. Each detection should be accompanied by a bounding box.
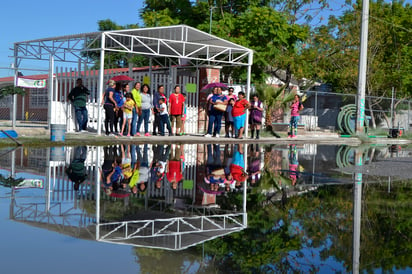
[299,91,411,133]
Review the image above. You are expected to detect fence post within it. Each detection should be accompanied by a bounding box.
[314,91,318,132]
[409,100,411,132]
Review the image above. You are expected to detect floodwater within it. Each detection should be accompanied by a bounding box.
[1,143,412,273]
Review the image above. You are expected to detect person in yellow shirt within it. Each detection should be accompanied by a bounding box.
[131,82,142,136]
[120,93,135,137]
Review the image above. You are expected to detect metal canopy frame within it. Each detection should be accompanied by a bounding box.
[13,24,253,134]
[97,213,247,251]
[14,25,252,66]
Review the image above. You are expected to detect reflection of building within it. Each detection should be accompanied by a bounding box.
[4,145,247,251]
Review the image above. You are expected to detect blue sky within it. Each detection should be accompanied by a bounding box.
[0,0,144,78]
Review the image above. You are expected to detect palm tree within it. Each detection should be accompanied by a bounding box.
[255,84,295,137]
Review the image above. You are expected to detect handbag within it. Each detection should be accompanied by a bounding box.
[213,104,226,112]
[252,110,262,122]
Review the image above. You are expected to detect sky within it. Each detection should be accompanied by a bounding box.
[0,0,144,78]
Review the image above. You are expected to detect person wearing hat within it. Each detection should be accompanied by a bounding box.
[102,79,117,135]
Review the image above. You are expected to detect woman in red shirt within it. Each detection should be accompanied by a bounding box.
[231,91,250,139]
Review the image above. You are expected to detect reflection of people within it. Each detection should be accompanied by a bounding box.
[65,146,88,191]
[288,144,299,186]
[230,144,248,186]
[136,144,150,192]
[152,144,170,189]
[167,144,184,189]
[206,144,225,191]
[247,144,261,186]
[68,78,90,132]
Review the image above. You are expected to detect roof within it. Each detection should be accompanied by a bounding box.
[14,25,253,67]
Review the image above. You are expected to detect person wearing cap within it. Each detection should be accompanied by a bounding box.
[68,78,90,132]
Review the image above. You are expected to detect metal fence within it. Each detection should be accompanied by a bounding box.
[1,78,411,134]
[298,91,412,133]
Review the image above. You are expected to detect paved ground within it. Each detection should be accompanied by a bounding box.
[3,126,411,146]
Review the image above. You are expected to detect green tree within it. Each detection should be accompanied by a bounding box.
[255,83,295,133]
[0,85,25,100]
[306,0,412,127]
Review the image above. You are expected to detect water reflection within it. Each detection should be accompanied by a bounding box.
[1,144,412,273]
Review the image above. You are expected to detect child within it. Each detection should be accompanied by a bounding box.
[225,98,235,138]
[159,97,172,136]
[180,93,187,135]
[288,94,304,138]
[120,93,135,136]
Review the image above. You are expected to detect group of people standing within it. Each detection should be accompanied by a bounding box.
[205,86,264,139]
[102,80,186,137]
[69,78,304,138]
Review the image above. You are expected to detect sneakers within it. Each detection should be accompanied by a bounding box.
[204,134,212,137]
[127,134,131,137]
[288,135,296,138]
[215,134,220,138]
[144,133,151,137]
[136,133,140,136]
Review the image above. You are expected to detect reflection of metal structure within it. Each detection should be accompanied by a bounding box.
[97,213,246,251]
[7,144,248,251]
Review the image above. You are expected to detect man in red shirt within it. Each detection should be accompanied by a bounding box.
[168,85,185,136]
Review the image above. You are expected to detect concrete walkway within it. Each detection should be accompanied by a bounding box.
[5,126,411,146]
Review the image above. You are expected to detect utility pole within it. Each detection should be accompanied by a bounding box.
[356,0,369,134]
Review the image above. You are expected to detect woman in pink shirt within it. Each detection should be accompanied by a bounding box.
[288,94,304,138]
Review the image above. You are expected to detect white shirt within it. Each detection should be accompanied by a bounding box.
[159,102,168,115]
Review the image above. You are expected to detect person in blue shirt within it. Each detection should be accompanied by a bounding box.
[204,87,227,138]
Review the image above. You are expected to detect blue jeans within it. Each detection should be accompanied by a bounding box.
[160,114,172,136]
[207,111,223,135]
[137,109,150,134]
[74,106,88,131]
[131,108,139,136]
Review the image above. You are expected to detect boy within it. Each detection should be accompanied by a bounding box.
[120,93,135,136]
[159,97,173,136]
[225,98,235,138]
[288,94,304,138]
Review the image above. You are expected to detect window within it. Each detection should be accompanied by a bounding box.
[29,88,48,108]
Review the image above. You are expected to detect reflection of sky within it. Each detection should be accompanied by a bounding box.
[0,188,139,274]
[272,218,346,273]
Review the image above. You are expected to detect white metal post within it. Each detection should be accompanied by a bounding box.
[48,55,54,129]
[356,0,369,134]
[97,33,106,135]
[244,52,253,138]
